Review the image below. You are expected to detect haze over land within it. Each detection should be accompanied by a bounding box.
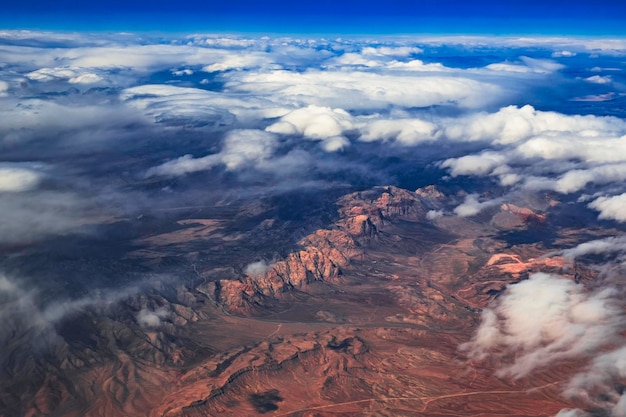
[1,4,626,415]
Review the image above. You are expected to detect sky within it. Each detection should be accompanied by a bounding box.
[3,0,626,35]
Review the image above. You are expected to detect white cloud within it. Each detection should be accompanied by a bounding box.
[561,236,626,258]
[244,260,272,276]
[326,53,381,68]
[485,57,564,74]
[26,67,104,84]
[588,194,626,222]
[551,50,576,58]
[0,165,42,192]
[172,68,194,76]
[146,129,278,177]
[555,409,590,417]
[0,98,145,146]
[361,46,423,56]
[441,152,507,177]
[359,118,439,145]
[444,105,626,145]
[453,194,503,217]
[228,69,502,110]
[202,37,258,48]
[554,164,626,194]
[265,105,354,140]
[426,209,444,220]
[563,346,626,416]
[120,84,289,125]
[462,273,624,379]
[202,53,278,72]
[438,105,626,211]
[584,75,612,84]
[0,81,8,97]
[136,307,169,328]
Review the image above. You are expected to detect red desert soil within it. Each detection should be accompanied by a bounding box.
[6,186,598,417]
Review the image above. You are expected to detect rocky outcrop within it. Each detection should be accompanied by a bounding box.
[337,185,433,232]
[212,186,437,313]
[492,203,547,230]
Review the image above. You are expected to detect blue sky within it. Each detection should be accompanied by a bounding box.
[3,0,626,35]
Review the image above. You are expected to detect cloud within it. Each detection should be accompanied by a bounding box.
[461,273,624,379]
[0,98,146,147]
[202,53,278,72]
[560,236,626,259]
[359,118,439,145]
[437,105,626,220]
[551,50,576,58]
[244,260,273,276]
[0,272,156,343]
[485,57,564,74]
[136,307,169,328]
[228,69,503,110]
[361,46,423,57]
[26,67,104,84]
[588,194,626,222]
[553,164,626,194]
[563,346,626,416]
[441,152,507,177]
[146,129,278,177]
[444,105,626,145]
[0,190,95,244]
[265,105,355,151]
[584,75,612,84]
[555,409,590,417]
[426,209,444,220]
[0,164,43,192]
[453,194,503,217]
[0,80,8,96]
[120,84,288,126]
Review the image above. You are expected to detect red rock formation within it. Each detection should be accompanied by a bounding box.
[213,186,435,313]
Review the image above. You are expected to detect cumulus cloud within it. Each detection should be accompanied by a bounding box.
[584,75,612,84]
[265,105,355,151]
[361,46,423,57]
[462,273,624,379]
[146,129,278,177]
[426,209,444,220]
[438,105,626,218]
[202,53,278,72]
[444,105,626,145]
[562,346,626,416]
[453,194,503,217]
[588,194,626,222]
[244,260,273,276]
[359,118,439,145]
[551,50,576,58]
[0,165,43,192]
[441,152,507,177]
[485,57,564,74]
[136,307,169,328]
[560,236,626,259]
